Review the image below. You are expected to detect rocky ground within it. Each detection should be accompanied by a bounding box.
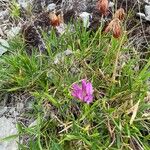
[0,0,150,149]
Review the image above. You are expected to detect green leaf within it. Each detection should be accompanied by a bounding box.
[0,134,18,142]
[43,92,59,107]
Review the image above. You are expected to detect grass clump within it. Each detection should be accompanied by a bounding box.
[9,0,21,20]
[0,21,150,150]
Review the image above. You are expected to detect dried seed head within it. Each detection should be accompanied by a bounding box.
[114,8,125,21]
[112,20,122,38]
[104,20,114,33]
[97,0,109,16]
[104,18,122,38]
[49,13,63,27]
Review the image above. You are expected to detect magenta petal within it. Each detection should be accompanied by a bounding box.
[84,95,93,104]
[72,91,78,98]
[77,91,83,100]
[72,84,83,100]
[72,84,81,91]
[72,91,83,101]
[81,79,87,92]
[72,79,94,104]
[86,83,93,95]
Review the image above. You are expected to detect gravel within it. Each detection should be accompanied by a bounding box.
[0,117,18,150]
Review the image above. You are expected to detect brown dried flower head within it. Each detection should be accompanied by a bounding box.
[104,18,122,38]
[104,20,114,33]
[97,0,109,16]
[49,13,63,27]
[112,20,122,38]
[114,8,125,21]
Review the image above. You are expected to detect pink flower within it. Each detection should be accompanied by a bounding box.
[72,79,94,104]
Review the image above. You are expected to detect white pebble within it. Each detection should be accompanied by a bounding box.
[47,3,56,11]
[6,27,21,39]
[145,5,150,16]
[79,12,91,28]
[109,1,114,8]
[136,12,146,19]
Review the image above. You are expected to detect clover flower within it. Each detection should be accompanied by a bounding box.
[72,79,94,104]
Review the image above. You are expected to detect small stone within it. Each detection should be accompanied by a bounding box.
[9,107,15,114]
[0,117,18,150]
[6,27,21,39]
[64,49,73,56]
[54,49,73,64]
[0,10,9,20]
[54,53,64,64]
[136,12,146,19]
[70,67,79,74]
[16,103,24,112]
[109,1,114,8]
[56,23,66,35]
[144,0,150,5]
[13,111,19,118]
[47,3,56,11]
[145,15,150,21]
[79,12,91,28]
[17,0,31,10]
[0,39,9,48]
[0,39,9,56]
[26,101,33,110]
[0,107,7,116]
[145,5,150,16]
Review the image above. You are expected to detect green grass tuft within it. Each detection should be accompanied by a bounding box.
[0,22,150,149]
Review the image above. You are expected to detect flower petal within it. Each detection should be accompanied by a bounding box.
[86,82,93,95]
[84,95,93,104]
[72,84,83,100]
[81,79,87,92]
[71,79,94,103]
[72,84,81,91]
[72,91,78,98]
